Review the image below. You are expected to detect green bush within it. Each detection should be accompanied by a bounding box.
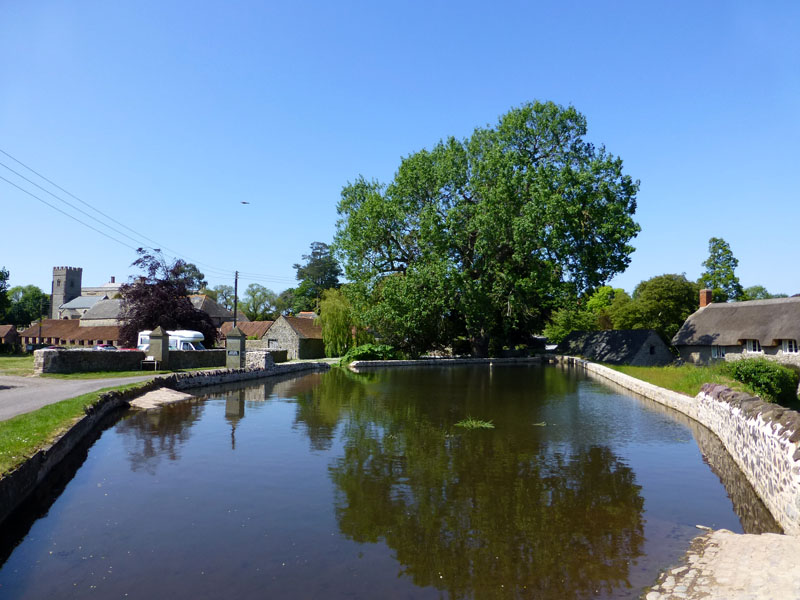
[340,343,400,365]
[724,358,799,403]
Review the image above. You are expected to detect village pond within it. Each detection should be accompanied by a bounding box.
[0,365,781,599]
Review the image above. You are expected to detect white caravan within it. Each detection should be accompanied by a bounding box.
[137,330,206,351]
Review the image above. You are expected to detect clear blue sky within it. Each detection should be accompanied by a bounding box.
[2,1,798,297]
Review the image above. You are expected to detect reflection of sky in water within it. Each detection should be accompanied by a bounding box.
[0,365,778,599]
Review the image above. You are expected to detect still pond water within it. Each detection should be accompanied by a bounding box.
[0,365,780,599]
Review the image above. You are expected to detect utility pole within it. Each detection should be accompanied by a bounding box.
[233,270,239,328]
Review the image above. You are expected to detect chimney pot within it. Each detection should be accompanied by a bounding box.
[700,288,713,308]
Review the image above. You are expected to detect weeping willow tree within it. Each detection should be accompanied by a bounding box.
[319,288,368,357]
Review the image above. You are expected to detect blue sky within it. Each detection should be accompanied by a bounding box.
[2,1,798,297]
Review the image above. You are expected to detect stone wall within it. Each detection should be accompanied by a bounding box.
[350,356,549,370]
[679,344,800,369]
[558,356,800,535]
[33,348,226,373]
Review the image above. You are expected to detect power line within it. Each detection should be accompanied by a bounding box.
[0,173,141,252]
[0,148,301,287]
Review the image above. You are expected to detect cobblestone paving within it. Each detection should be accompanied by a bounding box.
[646,529,800,599]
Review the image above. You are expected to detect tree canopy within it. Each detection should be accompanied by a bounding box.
[699,237,743,302]
[240,283,279,321]
[5,285,49,328]
[335,101,640,355]
[289,242,342,313]
[118,249,217,347]
[608,274,699,341]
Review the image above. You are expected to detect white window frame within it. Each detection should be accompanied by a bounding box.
[745,339,762,353]
[711,345,726,359]
[782,339,799,354]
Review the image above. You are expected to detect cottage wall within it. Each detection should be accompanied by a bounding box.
[628,332,675,366]
[679,345,800,369]
[263,318,300,359]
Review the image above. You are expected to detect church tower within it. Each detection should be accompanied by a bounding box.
[50,267,82,319]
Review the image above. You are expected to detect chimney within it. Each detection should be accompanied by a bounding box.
[110,276,115,283]
[699,288,713,308]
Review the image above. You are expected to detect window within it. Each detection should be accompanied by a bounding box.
[267,339,279,349]
[783,339,799,354]
[649,345,655,355]
[711,345,726,359]
[745,339,762,353]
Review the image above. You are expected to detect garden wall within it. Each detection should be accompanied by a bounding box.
[33,348,227,374]
[558,356,800,535]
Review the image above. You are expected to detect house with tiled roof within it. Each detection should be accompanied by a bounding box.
[218,320,274,342]
[0,325,20,351]
[189,295,242,327]
[263,315,324,359]
[672,290,800,367]
[57,295,107,320]
[18,320,121,348]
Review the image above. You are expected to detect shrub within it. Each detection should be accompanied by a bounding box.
[340,343,400,365]
[724,358,799,403]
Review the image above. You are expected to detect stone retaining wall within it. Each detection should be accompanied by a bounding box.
[558,356,800,535]
[350,356,549,370]
[0,361,330,527]
[33,348,227,374]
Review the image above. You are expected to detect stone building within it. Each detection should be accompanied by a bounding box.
[218,320,273,344]
[555,329,674,366]
[50,266,122,319]
[18,320,121,348]
[672,291,800,368]
[263,315,325,360]
[189,295,240,328]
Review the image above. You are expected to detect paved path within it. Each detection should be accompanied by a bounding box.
[647,528,800,599]
[0,374,158,421]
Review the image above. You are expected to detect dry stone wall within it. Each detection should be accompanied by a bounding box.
[558,356,800,535]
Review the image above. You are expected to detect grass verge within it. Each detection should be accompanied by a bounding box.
[605,363,748,397]
[0,355,35,376]
[0,382,143,475]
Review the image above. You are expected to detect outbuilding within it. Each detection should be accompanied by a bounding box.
[555,329,674,366]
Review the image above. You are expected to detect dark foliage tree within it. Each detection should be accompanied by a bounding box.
[0,267,9,322]
[335,101,640,355]
[5,285,49,328]
[699,237,743,302]
[291,242,342,312]
[118,249,218,347]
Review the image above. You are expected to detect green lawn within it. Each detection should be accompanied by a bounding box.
[605,363,748,397]
[0,354,35,376]
[0,382,145,475]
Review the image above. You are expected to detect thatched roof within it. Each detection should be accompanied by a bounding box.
[672,297,800,347]
[555,329,666,364]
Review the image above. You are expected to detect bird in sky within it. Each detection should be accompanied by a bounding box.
[241,201,250,204]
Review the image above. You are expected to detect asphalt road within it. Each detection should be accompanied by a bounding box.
[0,375,158,421]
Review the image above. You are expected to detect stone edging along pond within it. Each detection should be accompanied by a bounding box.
[351,354,800,535]
[556,356,800,536]
[0,362,331,527]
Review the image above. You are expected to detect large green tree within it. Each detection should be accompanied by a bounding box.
[240,283,279,321]
[290,242,342,313]
[543,286,628,343]
[609,274,699,340]
[5,285,49,328]
[740,285,787,301]
[335,101,640,355]
[699,237,743,302]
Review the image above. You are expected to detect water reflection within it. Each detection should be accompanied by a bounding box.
[116,401,205,473]
[292,367,646,598]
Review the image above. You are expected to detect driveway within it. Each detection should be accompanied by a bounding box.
[0,375,159,421]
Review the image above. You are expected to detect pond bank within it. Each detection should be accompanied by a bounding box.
[0,362,330,527]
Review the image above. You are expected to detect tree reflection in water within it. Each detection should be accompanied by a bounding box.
[295,367,646,599]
